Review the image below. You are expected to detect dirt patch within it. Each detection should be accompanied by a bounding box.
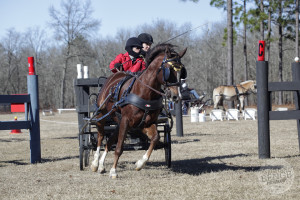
[0,112,299,199]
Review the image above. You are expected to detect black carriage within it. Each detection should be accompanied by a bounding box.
[74,77,172,171]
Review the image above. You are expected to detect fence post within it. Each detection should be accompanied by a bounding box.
[256,61,270,158]
[292,62,300,152]
[27,57,41,163]
[256,40,271,159]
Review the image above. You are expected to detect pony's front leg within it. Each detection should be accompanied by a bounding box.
[99,125,119,174]
[91,123,105,172]
[91,146,101,172]
[214,96,221,110]
[136,124,159,171]
[239,96,245,113]
[109,120,129,179]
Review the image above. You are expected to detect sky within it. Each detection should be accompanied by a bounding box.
[0,0,226,39]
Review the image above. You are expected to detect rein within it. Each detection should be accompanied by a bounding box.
[134,55,183,97]
[121,55,183,97]
[116,71,167,97]
[135,77,167,97]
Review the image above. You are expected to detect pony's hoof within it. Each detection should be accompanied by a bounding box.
[109,168,118,179]
[99,167,106,174]
[135,159,146,171]
[91,165,98,172]
[110,174,118,179]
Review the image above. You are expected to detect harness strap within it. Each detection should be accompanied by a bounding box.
[233,85,240,97]
[119,93,163,128]
[121,77,136,98]
[119,93,163,110]
[234,85,249,96]
[113,75,134,101]
[138,110,149,128]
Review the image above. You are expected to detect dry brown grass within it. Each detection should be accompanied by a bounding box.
[0,112,299,200]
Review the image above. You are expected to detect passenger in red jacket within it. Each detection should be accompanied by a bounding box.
[109,37,145,73]
[138,33,153,57]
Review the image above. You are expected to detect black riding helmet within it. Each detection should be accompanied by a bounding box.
[125,37,143,58]
[138,33,153,45]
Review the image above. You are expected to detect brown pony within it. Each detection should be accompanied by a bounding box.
[90,44,187,178]
[213,80,257,112]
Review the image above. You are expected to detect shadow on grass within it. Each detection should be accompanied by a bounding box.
[275,154,300,159]
[180,133,214,137]
[0,138,27,143]
[41,155,79,163]
[52,136,78,140]
[148,153,262,175]
[0,155,79,167]
[0,160,29,166]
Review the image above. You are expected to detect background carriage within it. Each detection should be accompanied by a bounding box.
[74,77,172,171]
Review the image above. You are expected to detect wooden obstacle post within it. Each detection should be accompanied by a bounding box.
[256,40,270,158]
[292,62,300,152]
[175,100,184,137]
[27,57,41,163]
[256,40,300,158]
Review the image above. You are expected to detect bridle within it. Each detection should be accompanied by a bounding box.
[133,54,186,97]
[158,55,186,87]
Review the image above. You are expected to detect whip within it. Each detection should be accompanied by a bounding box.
[162,22,209,44]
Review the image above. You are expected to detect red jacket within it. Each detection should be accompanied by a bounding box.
[109,52,146,73]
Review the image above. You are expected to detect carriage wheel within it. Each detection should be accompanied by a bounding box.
[164,124,171,168]
[79,134,84,170]
[80,134,93,170]
[84,135,92,167]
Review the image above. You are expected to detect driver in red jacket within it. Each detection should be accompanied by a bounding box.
[109,37,145,73]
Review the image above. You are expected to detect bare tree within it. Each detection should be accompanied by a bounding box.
[227,0,234,108]
[260,0,265,39]
[24,27,48,74]
[49,0,100,108]
[278,0,283,105]
[267,0,272,61]
[0,29,24,94]
[243,0,248,82]
[296,0,299,57]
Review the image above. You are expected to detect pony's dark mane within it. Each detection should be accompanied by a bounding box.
[145,43,177,67]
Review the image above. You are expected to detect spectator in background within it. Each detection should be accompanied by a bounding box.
[181,82,205,101]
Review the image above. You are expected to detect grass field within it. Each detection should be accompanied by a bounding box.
[0,112,299,200]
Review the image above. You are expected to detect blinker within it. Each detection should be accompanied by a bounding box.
[163,67,170,81]
[180,67,187,79]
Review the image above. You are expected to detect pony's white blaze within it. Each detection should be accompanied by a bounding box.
[91,146,101,172]
[178,86,182,99]
[177,72,182,99]
[135,150,149,171]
